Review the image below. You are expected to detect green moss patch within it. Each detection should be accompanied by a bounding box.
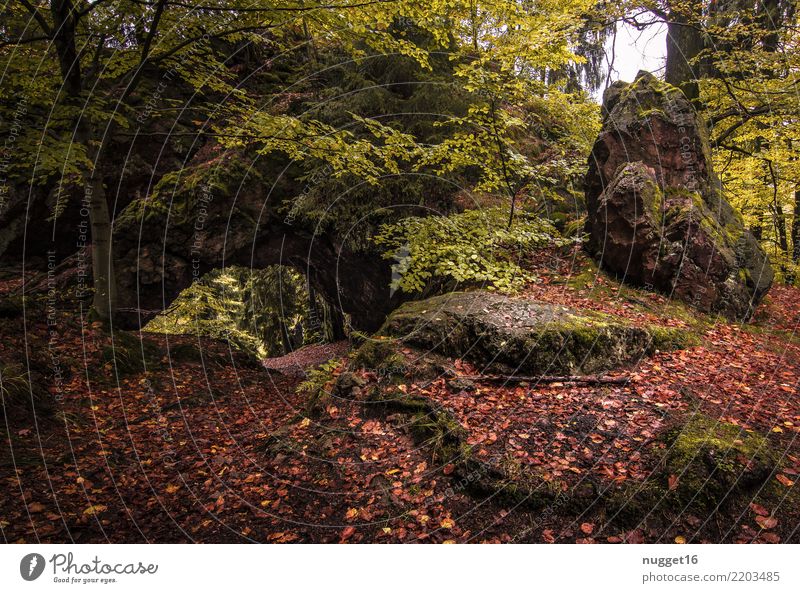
[663,414,776,509]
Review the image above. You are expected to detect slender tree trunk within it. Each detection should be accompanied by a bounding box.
[773,204,789,254]
[792,190,800,262]
[87,172,116,320]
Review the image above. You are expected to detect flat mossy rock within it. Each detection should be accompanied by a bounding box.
[586,71,773,320]
[380,291,690,376]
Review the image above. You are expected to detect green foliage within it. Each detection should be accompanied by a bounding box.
[241,266,318,354]
[0,363,32,408]
[144,266,331,358]
[0,362,50,416]
[374,207,565,294]
[298,359,342,415]
[144,268,267,357]
[298,359,342,397]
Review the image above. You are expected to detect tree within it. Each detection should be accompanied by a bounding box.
[2,0,603,328]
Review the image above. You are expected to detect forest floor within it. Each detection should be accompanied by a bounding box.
[1,248,799,543]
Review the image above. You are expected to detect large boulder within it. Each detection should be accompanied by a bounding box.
[380,291,690,376]
[585,71,773,320]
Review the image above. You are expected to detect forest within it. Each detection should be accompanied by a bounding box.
[0,0,799,544]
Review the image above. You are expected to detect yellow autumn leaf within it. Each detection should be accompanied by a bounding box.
[83,504,107,516]
[675,535,687,544]
[440,518,455,529]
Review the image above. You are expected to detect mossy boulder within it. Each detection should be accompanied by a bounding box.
[379,291,691,376]
[663,415,776,510]
[585,71,773,320]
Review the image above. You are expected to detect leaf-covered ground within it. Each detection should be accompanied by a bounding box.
[1,251,799,543]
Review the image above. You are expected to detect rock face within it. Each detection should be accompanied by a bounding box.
[585,71,773,320]
[381,291,689,376]
[112,158,402,332]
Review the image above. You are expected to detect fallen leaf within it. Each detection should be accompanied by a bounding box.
[755,516,778,530]
[580,522,594,535]
[668,474,679,491]
[674,535,686,544]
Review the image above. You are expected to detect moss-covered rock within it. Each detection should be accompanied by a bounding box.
[662,415,776,510]
[100,331,164,376]
[585,71,773,321]
[379,291,691,375]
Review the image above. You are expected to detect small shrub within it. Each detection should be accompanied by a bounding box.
[374,206,565,294]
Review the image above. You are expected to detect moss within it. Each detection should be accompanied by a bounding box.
[566,262,602,290]
[663,187,743,249]
[167,343,203,363]
[647,325,698,350]
[101,331,163,376]
[663,414,776,511]
[350,337,405,374]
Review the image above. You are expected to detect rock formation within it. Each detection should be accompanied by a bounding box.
[585,71,773,320]
[380,291,689,376]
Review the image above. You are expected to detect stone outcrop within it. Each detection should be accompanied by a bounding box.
[111,152,402,332]
[380,291,690,376]
[585,71,773,320]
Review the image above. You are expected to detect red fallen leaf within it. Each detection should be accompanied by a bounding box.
[442,464,455,475]
[776,474,795,487]
[755,516,778,530]
[580,522,594,535]
[576,537,596,544]
[625,530,645,544]
[668,474,679,491]
[749,503,769,517]
[606,536,622,543]
[761,532,781,544]
[542,529,555,543]
[340,526,356,542]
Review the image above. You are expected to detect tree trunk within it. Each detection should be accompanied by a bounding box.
[792,190,800,262]
[87,173,117,321]
[665,8,704,104]
[50,0,118,322]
